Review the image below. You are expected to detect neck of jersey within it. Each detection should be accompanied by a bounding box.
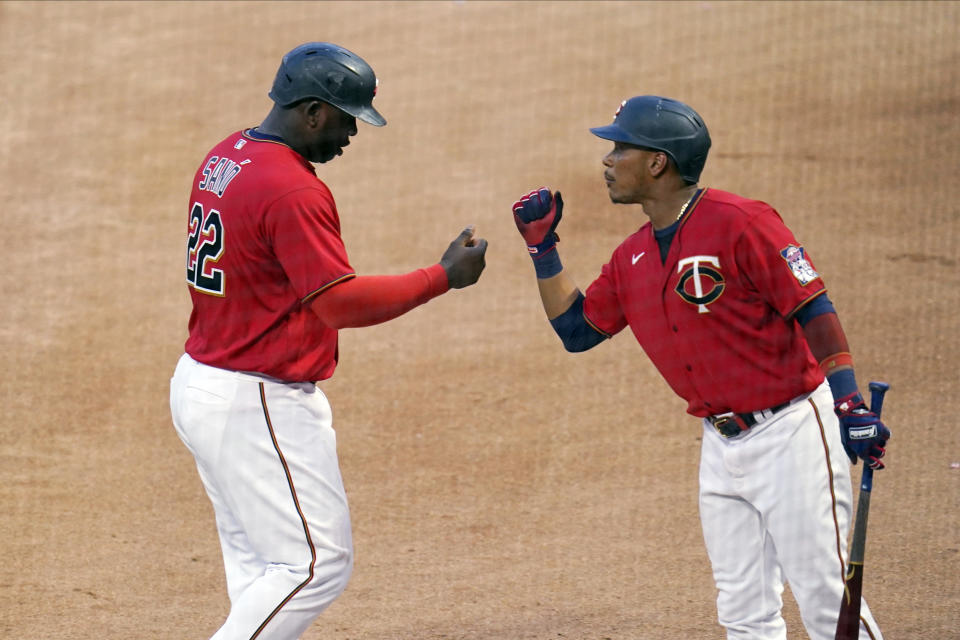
[653,188,703,263]
[246,127,287,144]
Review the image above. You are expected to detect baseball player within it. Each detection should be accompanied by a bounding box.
[169,42,487,639]
[511,96,890,639]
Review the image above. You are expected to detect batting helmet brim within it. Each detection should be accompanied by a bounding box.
[589,123,651,147]
[350,104,386,127]
[268,89,387,127]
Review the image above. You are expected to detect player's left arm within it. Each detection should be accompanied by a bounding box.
[309,227,486,329]
[797,297,892,469]
[735,210,891,469]
[309,266,449,329]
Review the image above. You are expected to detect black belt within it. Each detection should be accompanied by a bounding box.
[708,402,791,438]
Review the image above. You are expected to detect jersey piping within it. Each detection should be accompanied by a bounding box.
[785,288,828,320]
[253,383,318,638]
[583,312,612,339]
[243,127,291,147]
[301,273,357,303]
[676,187,706,227]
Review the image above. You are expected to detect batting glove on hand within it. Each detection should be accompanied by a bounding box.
[512,188,563,258]
[834,391,891,469]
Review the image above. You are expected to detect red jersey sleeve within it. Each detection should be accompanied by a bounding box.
[264,186,355,302]
[583,257,629,337]
[310,265,450,329]
[735,207,826,319]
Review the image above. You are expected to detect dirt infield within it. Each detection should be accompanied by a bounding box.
[1,1,957,638]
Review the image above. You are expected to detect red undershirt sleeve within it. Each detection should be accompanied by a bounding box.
[800,311,850,365]
[309,263,450,329]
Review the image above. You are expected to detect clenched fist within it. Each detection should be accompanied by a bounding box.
[440,226,488,289]
[512,187,563,255]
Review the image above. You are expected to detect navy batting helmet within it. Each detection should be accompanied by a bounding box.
[590,96,710,184]
[269,42,386,127]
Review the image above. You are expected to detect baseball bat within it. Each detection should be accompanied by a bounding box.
[834,380,889,640]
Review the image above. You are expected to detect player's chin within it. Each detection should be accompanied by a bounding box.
[607,184,638,205]
[312,146,345,164]
[310,142,343,164]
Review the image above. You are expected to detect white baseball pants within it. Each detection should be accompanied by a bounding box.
[699,381,883,640]
[170,354,353,639]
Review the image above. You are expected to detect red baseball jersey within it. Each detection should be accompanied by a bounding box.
[183,129,354,382]
[583,188,826,417]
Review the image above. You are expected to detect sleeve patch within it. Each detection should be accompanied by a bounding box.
[780,244,819,285]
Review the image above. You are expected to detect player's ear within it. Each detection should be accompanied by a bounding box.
[649,151,670,179]
[300,100,327,129]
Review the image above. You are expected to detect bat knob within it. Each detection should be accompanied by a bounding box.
[867,381,890,418]
[868,381,890,394]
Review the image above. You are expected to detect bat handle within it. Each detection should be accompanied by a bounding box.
[836,382,887,640]
[859,462,874,492]
[859,381,890,492]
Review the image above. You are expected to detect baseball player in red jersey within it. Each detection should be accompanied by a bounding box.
[511,96,889,639]
[169,43,486,639]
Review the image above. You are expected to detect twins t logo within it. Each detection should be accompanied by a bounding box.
[675,255,725,313]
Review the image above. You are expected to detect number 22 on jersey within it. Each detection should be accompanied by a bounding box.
[186,202,225,296]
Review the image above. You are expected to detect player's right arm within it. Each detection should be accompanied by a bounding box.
[536,270,580,320]
[512,188,608,352]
